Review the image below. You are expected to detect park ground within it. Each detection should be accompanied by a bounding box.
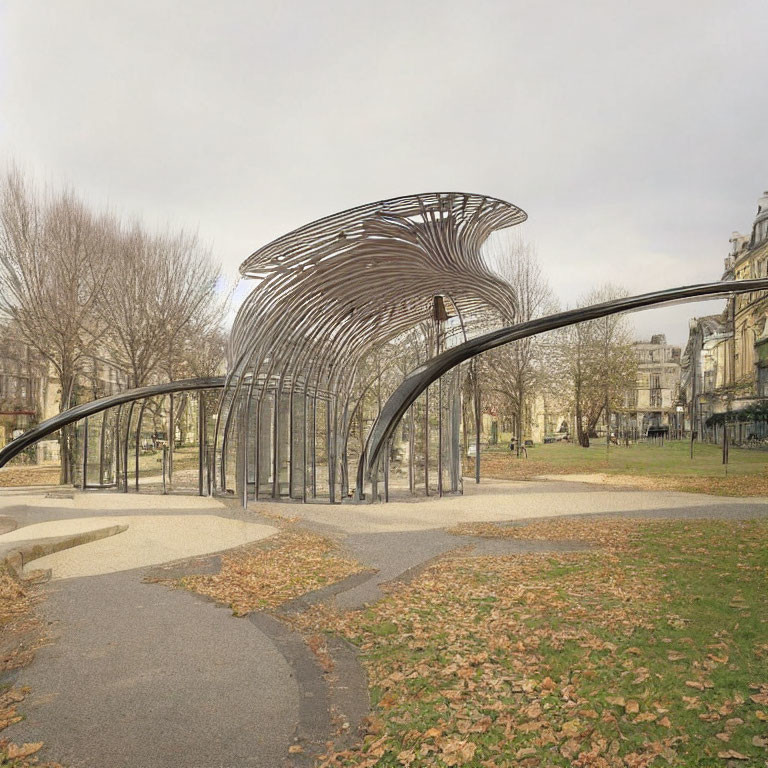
[1,480,767,767]
[469,438,768,497]
[3,439,767,499]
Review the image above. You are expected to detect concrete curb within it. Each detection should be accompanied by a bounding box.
[2,524,129,580]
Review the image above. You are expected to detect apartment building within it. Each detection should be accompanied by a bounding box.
[620,334,682,434]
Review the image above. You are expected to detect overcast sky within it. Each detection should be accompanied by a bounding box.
[1,0,767,345]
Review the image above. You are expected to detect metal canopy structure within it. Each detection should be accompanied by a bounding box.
[5,190,768,505]
[215,192,527,503]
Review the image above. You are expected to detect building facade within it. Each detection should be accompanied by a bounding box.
[680,190,768,441]
[0,327,48,451]
[620,334,682,435]
[0,325,128,459]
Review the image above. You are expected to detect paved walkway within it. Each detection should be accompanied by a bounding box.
[0,493,320,768]
[7,569,304,768]
[269,478,768,534]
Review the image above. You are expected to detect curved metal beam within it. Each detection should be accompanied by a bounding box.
[361,279,768,490]
[0,377,225,468]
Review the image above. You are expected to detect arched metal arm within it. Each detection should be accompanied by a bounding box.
[0,377,225,468]
[360,279,768,489]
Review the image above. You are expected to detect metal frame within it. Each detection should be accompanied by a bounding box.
[0,377,224,469]
[7,189,768,506]
[215,192,527,503]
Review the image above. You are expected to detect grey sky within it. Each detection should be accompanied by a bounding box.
[1,0,767,345]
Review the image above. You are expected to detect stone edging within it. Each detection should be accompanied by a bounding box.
[2,524,129,580]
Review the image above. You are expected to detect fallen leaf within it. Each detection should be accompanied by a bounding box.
[6,742,43,759]
[717,750,749,760]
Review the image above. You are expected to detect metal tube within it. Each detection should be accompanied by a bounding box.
[254,397,261,501]
[288,388,295,498]
[168,393,174,482]
[198,392,205,496]
[408,404,415,493]
[114,405,122,489]
[98,410,106,486]
[81,416,89,490]
[438,376,443,497]
[272,390,280,498]
[424,387,430,496]
[327,397,336,503]
[302,390,308,503]
[474,367,481,484]
[123,401,135,493]
[311,389,317,498]
[384,438,389,502]
[240,397,249,507]
[135,399,148,492]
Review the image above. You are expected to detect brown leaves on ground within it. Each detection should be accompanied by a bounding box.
[179,529,362,615]
[0,466,60,488]
[316,539,667,767]
[448,517,655,550]
[315,520,768,766]
[0,565,43,673]
[0,578,60,767]
[0,735,64,768]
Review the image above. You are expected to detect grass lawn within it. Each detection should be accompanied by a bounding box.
[313,518,768,767]
[471,439,768,496]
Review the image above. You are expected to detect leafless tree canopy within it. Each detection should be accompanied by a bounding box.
[480,233,556,450]
[98,224,222,387]
[554,284,638,447]
[0,166,226,478]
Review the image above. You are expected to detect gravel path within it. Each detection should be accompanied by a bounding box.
[15,515,276,579]
[264,479,768,535]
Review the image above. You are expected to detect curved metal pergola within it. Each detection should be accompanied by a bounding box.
[216,192,527,503]
[6,193,768,506]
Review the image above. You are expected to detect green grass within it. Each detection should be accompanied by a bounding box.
[471,438,768,496]
[332,520,768,767]
[487,438,767,478]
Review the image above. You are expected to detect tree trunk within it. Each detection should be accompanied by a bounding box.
[516,382,524,457]
[58,368,76,485]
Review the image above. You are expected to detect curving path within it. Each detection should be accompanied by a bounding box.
[0,493,331,768]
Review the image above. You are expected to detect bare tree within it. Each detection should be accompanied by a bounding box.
[483,235,556,452]
[555,285,637,447]
[98,225,222,387]
[0,168,108,480]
